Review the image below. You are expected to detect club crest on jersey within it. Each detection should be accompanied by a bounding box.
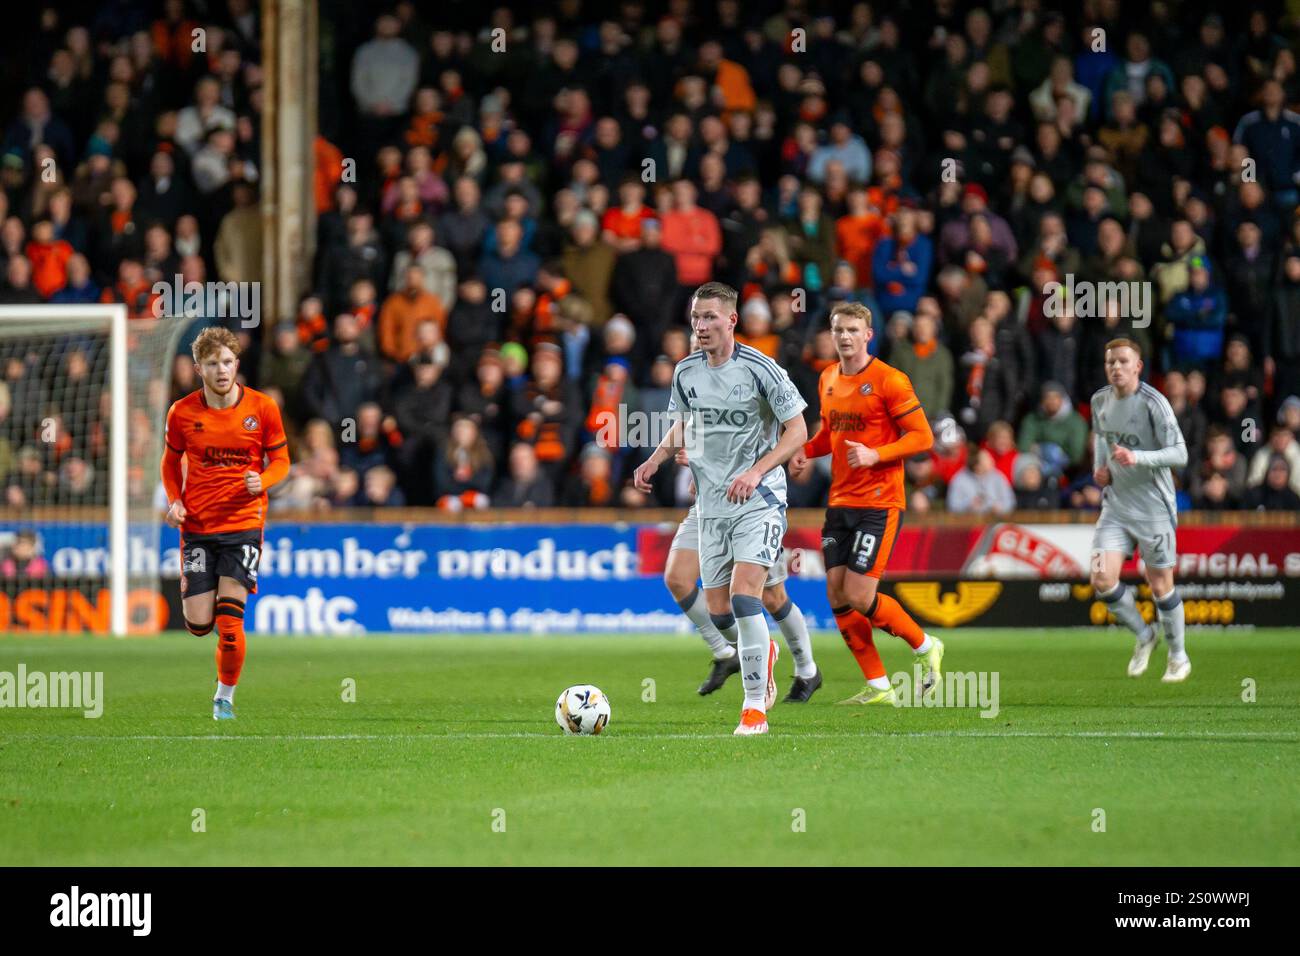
[729,383,750,401]
[859,382,873,395]
[242,416,259,431]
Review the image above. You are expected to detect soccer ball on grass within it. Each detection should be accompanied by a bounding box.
[555,685,611,735]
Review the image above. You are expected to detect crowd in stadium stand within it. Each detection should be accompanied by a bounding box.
[2,0,1300,518]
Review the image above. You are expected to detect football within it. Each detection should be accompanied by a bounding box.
[555,685,611,735]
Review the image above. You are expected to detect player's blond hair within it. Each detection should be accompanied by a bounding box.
[829,301,873,328]
[1104,337,1142,359]
[691,281,739,314]
[192,326,241,363]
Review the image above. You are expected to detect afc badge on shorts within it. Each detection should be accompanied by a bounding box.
[243,416,259,431]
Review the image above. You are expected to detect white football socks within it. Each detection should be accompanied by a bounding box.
[772,598,816,679]
[733,595,769,712]
[1155,589,1187,660]
[216,682,236,703]
[677,586,734,659]
[1097,582,1153,641]
[708,609,740,651]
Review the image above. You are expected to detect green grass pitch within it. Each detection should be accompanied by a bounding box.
[1,628,1297,866]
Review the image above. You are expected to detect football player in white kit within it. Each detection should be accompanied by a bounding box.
[664,471,822,702]
[661,335,821,703]
[1089,338,1191,682]
[635,282,809,734]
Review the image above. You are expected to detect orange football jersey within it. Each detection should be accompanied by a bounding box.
[164,385,288,534]
[812,356,923,509]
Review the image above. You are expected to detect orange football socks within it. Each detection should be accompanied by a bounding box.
[214,596,247,690]
[832,605,885,680]
[868,594,926,649]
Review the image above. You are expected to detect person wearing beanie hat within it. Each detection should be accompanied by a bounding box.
[736,294,780,358]
[564,315,626,384]
[603,314,637,351]
[500,341,529,378]
[516,339,581,480]
[1012,453,1059,509]
[1278,395,1300,425]
[1166,253,1226,366]
[741,295,772,320]
[963,182,989,207]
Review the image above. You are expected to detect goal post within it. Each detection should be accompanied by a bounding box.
[111,305,127,636]
[0,305,187,636]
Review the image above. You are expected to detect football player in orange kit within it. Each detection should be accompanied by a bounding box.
[789,302,944,704]
[161,327,290,720]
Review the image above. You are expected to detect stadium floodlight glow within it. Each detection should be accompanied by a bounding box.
[0,305,186,637]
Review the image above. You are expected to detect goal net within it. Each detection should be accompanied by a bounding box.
[0,306,189,635]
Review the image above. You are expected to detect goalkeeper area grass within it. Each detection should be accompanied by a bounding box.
[0,629,1296,866]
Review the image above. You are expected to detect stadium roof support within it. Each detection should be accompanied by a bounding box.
[261,0,318,338]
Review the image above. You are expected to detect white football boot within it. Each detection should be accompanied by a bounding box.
[1161,656,1192,683]
[1127,629,1158,677]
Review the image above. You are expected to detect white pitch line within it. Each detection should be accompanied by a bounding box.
[2,730,1297,742]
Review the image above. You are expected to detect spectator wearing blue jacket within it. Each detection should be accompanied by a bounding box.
[1166,256,1227,365]
[3,89,76,170]
[48,254,100,305]
[873,207,932,316]
[479,219,540,297]
[807,118,872,185]
[1233,80,1300,214]
[1073,26,1119,121]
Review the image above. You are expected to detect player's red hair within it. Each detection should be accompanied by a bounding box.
[192,326,241,363]
[1104,337,1142,359]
